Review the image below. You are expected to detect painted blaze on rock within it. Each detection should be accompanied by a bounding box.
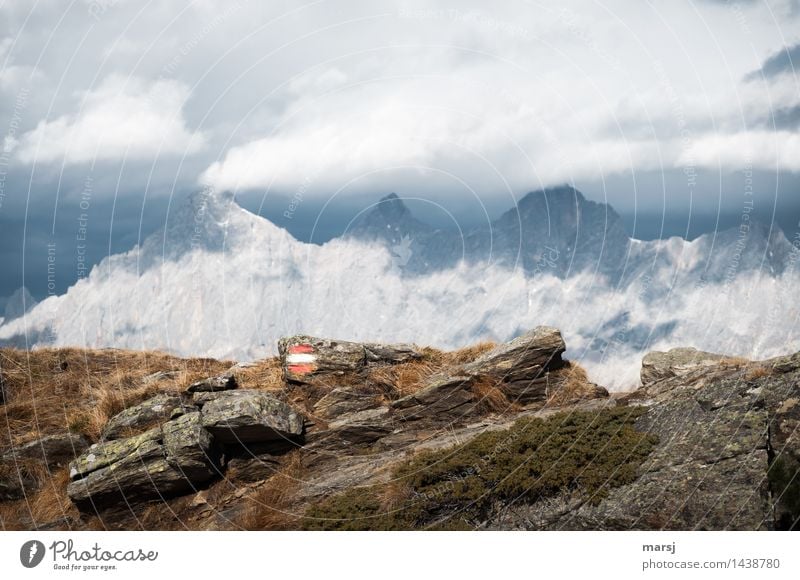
[278,335,365,383]
[286,343,317,376]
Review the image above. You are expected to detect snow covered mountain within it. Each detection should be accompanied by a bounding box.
[2,286,38,324]
[1,187,798,389]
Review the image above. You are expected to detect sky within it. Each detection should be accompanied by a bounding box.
[0,0,799,305]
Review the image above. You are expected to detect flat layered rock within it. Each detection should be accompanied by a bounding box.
[392,327,569,421]
[313,388,383,419]
[278,335,424,384]
[200,390,304,444]
[186,374,237,394]
[392,373,475,421]
[69,429,162,481]
[364,343,423,365]
[226,454,281,483]
[101,393,185,440]
[463,326,566,382]
[279,335,365,383]
[67,414,219,509]
[162,412,219,481]
[640,347,726,388]
[2,432,89,468]
[326,407,393,445]
[767,351,800,374]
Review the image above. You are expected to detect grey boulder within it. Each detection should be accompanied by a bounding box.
[67,413,219,509]
[101,392,185,440]
[186,374,237,393]
[200,390,304,444]
[640,347,726,388]
[2,432,89,468]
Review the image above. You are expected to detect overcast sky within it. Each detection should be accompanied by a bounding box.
[1,0,799,303]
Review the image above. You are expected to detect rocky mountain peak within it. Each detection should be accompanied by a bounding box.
[2,286,37,323]
[375,192,410,220]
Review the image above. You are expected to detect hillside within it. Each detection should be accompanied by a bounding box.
[1,328,798,531]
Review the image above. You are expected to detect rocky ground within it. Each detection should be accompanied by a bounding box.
[0,328,798,531]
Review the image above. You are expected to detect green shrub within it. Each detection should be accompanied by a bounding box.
[301,406,658,530]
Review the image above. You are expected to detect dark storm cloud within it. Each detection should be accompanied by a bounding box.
[745,42,800,81]
[764,104,800,130]
[2,0,800,304]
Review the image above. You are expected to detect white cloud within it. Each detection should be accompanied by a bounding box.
[0,0,798,199]
[678,130,800,171]
[201,58,798,195]
[17,75,204,165]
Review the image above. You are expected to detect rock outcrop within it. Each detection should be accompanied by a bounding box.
[393,327,585,420]
[640,347,726,388]
[2,433,89,468]
[101,393,187,441]
[200,390,303,444]
[186,374,237,393]
[500,347,800,531]
[67,413,219,508]
[3,328,798,532]
[278,335,422,384]
[66,389,303,509]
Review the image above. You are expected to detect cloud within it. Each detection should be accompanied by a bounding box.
[745,42,800,81]
[767,104,800,130]
[201,61,800,194]
[0,0,798,204]
[16,75,204,165]
[678,130,800,171]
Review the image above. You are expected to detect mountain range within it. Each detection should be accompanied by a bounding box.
[1,185,798,389]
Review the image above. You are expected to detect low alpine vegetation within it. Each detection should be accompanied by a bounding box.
[302,406,658,530]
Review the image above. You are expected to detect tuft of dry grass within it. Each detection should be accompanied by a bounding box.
[744,364,773,381]
[27,467,77,526]
[231,357,284,392]
[138,496,195,531]
[0,464,77,530]
[471,375,516,414]
[443,341,497,366]
[367,341,497,400]
[719,356,750,368]
[368,359,441,399]
[236,452,303,530]
[546,361,598,406]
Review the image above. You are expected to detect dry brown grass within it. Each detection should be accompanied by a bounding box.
[443,341,497,365]
[368,359,442,399]
[0,464,77,530]
[377,480,412,513]
[719,356,750,368]
[236,452,303,530]
[0,347,232,446]
[0,347,234,531]
[231,357,284,391]
[27,467,76,526]
[744,364,773,381]
[546,361,598,406]
[471,375,517,414]
[138,495,196,531]
[366,341,497,400]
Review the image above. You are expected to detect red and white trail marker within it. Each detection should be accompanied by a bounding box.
[286,343,316,375]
